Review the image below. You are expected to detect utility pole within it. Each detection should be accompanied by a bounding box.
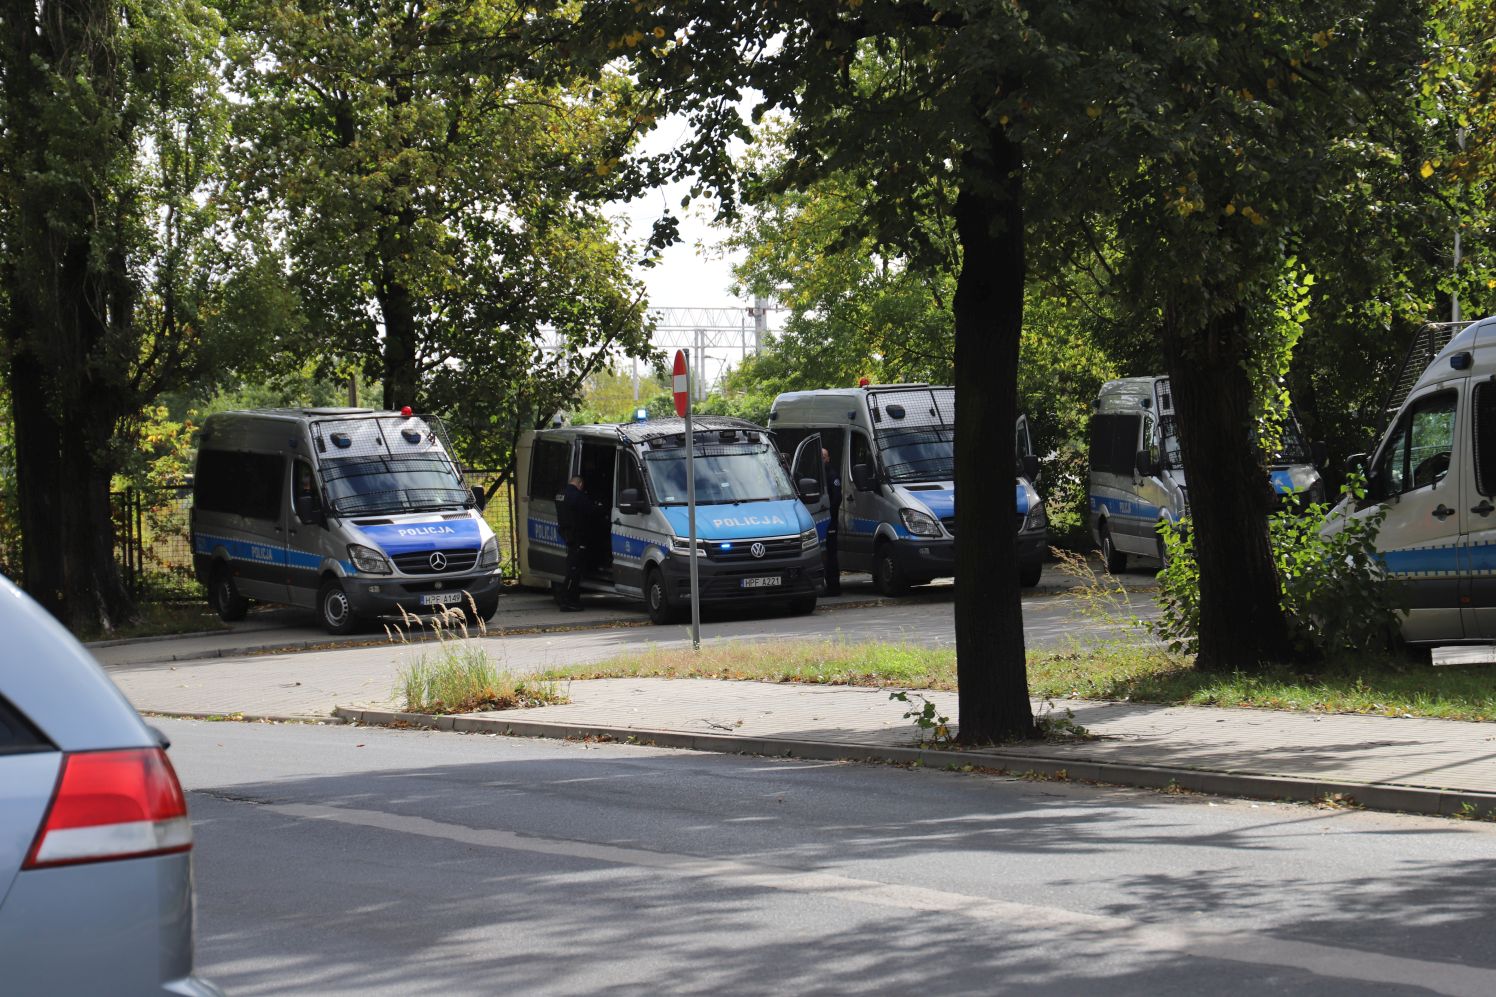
[752,295,768,353]
[1454,127,1468,324]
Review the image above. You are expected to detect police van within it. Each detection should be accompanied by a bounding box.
[1088,376,1325,572]
[1326,315,1496,646]
[767,384,1047,593]
[515,416,826,623]
[191,408,502,634]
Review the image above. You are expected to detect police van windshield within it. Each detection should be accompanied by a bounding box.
[644,442,795,506]
[1159,414,1311,469]
[319,455,471,515]
[876,426,954,483]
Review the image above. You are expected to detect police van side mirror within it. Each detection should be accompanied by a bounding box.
[471,485,487,511]
[617,488,648,515]
[851,463,877,492]
[1134,450,1160,478]
[797,477,822,502]
[294,495,323,527]
[1021,454,1040,482]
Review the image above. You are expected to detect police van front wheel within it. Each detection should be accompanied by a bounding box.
[1101,525,1127,574]
[873,545,909,596]
[318,580,362,635]
[210,567,249,622]
[645,569,679,625]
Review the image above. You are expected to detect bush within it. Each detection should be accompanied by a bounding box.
[1149,473,1407,662]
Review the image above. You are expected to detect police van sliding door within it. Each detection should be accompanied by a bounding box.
[1362,382,1464,643]
[611,449,651,596]
[526,437,574,580]
[1463,378,1496,638]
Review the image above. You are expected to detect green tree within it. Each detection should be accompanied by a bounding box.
[1,0,254,629]
[1066,0,1430,671]
[229,0,657,470]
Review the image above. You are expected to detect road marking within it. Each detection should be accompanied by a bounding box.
[266,801,1495,995]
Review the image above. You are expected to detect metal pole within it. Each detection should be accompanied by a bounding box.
[753,295,768,353]
[685,361,701,651]
[1454,127,1468,324]
[694,329,705,401]
[632,358,639,401]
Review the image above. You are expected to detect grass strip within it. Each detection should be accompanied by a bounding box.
[539,638,1496,723]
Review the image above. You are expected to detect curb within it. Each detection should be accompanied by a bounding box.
[146,709,346,724]
[332,706,1496,820]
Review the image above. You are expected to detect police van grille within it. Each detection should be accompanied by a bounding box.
[707,537,801,562]
[393,547,479,574]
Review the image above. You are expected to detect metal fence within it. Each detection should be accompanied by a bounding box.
[113,468,520,601]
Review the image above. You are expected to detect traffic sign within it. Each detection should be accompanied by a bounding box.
[673,350,689,417]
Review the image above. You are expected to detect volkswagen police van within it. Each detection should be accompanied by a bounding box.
[767,384,1047,593]
[515,416,826,623]
[191,408,502,634]
[1325,315,1496,647]
[1088,376,1325,572]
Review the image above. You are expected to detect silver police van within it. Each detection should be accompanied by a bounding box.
[767,384,1048,593]
[1326,315,1496,646]
[191,408,502,633]
[515,416,826,622]
[1088,375,1325,571]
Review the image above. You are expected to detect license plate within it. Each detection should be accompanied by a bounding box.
[420,592,465,606]
[740,576,782,589]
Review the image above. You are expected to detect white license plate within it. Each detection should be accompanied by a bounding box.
[740,576,782,589]
[420,592,465,606]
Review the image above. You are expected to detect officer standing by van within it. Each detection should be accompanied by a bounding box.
[555,475,597,612]
[822,448,842,596]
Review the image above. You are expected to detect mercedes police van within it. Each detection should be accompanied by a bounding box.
[1325,315,1496,647]
[1088,376,1325,572]
[191,408,502,634]
[515,416,826,623]
[767,384,1047,593]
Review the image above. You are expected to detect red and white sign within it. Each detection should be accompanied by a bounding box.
[672,350,690,417]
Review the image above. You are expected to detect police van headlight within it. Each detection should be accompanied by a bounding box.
[800,528,819,551]
[669,536,707,556]
[476,537,500,570]
[348,543,391,575]
[1023,503,1048,533]
[899,508,942,538]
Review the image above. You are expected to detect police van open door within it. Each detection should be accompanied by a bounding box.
[789,433,828,519]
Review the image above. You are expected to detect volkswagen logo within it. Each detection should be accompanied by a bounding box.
[429,551,448,572]
[750,542,767,559]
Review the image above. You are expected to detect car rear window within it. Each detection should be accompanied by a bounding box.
[0,694,50,754]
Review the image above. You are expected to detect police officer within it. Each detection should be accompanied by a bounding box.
[555,475,597,612]
[822,448,842,596]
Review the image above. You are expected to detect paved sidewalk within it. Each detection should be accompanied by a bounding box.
[336,677,1496,817]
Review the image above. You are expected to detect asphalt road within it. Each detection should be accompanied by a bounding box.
[166,718,1496,996]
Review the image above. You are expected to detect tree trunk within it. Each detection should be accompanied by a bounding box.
[1161,302,1296,671]
[6,316,67,614]
[378,269,420,411]
[952,125,1035,743]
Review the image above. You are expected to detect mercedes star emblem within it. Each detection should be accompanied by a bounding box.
[750,542,767,559]
[429,551,448,571]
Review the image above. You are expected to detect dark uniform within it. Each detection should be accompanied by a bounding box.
[823,452,842,596]
[555,481,597,610]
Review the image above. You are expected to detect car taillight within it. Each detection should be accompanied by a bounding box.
[23,748,192,869]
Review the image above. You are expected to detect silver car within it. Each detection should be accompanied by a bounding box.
[0,576,220,995]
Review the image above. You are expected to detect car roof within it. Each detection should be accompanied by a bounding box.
[0,577,151,751]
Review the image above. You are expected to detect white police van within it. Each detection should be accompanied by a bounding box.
[191,408,502,634]
[1088,376,1325,572]
[1326,315,1496,646]
[767,384,1047,593]
[515,416,826,623]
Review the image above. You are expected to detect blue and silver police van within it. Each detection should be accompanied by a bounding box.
[191,408,502,633]
[515,416,826,623]
[1088,375,1325,572]
[767,384,1048,593]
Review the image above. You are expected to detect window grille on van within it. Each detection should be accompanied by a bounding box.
[874,425,955,483]
[1383,322,1464,419]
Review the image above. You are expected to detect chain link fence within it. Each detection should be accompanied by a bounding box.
[113,468,519,602]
